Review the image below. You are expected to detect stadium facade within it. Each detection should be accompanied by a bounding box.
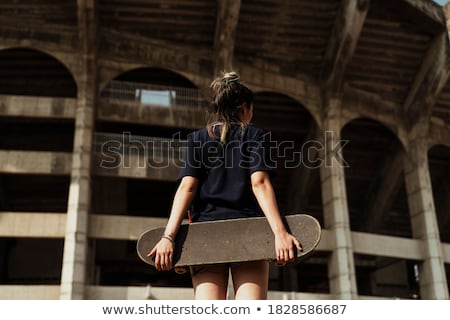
[0,0,449,299]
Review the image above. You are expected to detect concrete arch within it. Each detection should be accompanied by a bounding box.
[99,66,206,110]
[98,66,210,110]
[113,67,197,87]
[253,89,321,131]
[342,117,406,145]
[428,121,450,149]
[428,143,450,155]
[98,64,207,94]
[96,66,209,130]
[251,90,324,219]
[341,117,411,237]
[0,46,77,97]
[0,45,78,88]
[254,90,319,132]
[341,114,408,150]
[233,61,323,127]
[428,142,450,156]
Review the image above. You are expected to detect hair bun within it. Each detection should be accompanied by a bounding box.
[221,72,240,85]
[210,71,240,92]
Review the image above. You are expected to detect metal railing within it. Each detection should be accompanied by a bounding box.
[100,80,208,109]
[94,132,187,161]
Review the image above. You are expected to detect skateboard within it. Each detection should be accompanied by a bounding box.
[136,213,321,274]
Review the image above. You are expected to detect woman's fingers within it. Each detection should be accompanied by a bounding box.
[294,237,302,253]
[148,239,174,271]
[160,253,167,271]
[277,235,302,263]
[147,247,156,258]
[288,247,295,261]
[277,250,283,262]
[156,251,172,271]
[277,249,290,263]
[161,252,173,271]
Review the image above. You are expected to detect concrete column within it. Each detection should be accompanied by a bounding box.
[404,135,448,299]
[320,98,357,299]
[213,0,241,75]
[60,0,97,299]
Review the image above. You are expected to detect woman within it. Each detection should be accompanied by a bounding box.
[148,71,301,299]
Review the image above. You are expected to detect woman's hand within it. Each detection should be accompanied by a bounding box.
[147,237,175,271]
[274,232,302,264]
[147,176,199,271]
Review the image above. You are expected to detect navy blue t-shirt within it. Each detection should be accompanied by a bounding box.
[179,124,276,222]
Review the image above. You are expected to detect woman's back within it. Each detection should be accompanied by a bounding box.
[180,124,276,222]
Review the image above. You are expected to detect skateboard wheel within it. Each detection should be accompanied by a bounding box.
[174,267,187,274]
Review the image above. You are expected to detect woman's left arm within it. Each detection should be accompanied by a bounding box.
[250,171,302,263]
[148,176,199,271]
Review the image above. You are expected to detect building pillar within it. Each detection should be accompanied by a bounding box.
[320,98,357,299]
[60,0,97,299]
[404,133,448,299]
[213,0,241,75]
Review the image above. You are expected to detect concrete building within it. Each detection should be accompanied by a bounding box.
[0,0,449,299]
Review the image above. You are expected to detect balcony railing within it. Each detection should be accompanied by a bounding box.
[94,132,187,162]
[100,80,208,109]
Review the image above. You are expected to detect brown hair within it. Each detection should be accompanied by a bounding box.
[208,71,254,144]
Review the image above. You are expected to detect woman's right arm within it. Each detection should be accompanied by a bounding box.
[148,176,199,271]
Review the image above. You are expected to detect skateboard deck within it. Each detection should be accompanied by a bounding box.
[137,213,321,274]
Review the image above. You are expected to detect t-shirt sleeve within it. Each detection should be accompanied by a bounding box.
[247,129,277,177]
[178,132,204,179]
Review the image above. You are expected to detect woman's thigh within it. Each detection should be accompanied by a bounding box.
[190,264,229,300]
[231,260,269,300]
